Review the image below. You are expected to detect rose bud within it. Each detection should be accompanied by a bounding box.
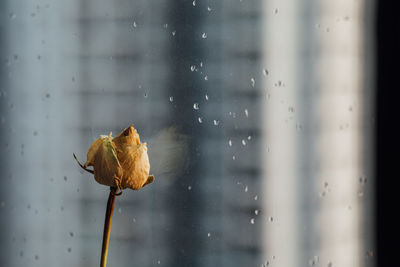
[83,125,154,190]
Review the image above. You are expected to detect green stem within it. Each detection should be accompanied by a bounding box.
[100,187,118,267]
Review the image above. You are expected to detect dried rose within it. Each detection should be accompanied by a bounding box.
[82,125,154,190]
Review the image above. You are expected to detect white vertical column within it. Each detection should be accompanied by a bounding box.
[261,1,301,267]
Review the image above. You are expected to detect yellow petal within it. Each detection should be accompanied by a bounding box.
[92,137,123,187]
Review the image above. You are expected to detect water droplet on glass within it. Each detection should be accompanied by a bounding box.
[207,232,211,237]
[213,120,219,126]
[64,176,67,181]
[164,23,168,29]
[254,210,259,215]
[263,69,269,76]
[188,185,192,190]
[67,248,72,253]
[172,31,176,36]
[245,109,249,117]
[193,103,199,110]
[133,218,136,223]
[269,216,274,222]
[250,78,256,87]
[274,8,279,14]
[250,218,255,224]
[192,0,196,6]
[132,21,137,28]
[232,155,236,160]
[198,117,203,123]
[169,96,174,102]
[242,139,246,146]
[200,62,203,67]
[202,32,207,39]
[204,75,208,81]
[207,6,212,11]
[157,260,161,264]
[288,106,295,113]
[35,255,39,260]
[244,185,248,192]
[205,94,209,100]
[228,140,232,147]
[190,65,196,72]
[254,195,258,200]
[69,232,74,237]
[248,135,252,140]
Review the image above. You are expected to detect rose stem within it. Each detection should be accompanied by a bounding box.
[100,186,118,267]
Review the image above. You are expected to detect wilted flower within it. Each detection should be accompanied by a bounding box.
[79,125,154,190]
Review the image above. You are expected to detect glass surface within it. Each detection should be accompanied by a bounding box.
[0,1,375,267]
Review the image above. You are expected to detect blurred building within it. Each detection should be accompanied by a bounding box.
[0,1,374,267]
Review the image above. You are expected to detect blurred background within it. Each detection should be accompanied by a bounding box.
[0,0,380,267]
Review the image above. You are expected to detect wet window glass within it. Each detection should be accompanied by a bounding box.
[0,1,375,267]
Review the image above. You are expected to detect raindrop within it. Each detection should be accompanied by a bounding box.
[144,92,148,98]
[157,260,161,264]
[200,62,203,67]
[69,232,74,237]
[67,248,72,253]
[232,155,236,160]
[248,135,252,140]
[245,109,249,117]
[35,255,39,260]
[169,96,174,102]
[269,216,274,222]
[190,65,196,72]
[288,106,295,113]
[250,218,255,224]
[72,76,75,82]
[188,185,192,190]
[202,32,207,39]
[192,0,196,6]
[193,103,199,110]
[64,176,67,181]
[263,69,269,76]
[205,94,209,100]
[164,23,168,28]
[45,93,50,98]
[274,8,279,14]
[244,185,248,192]
[198,117,203,123]
[172,31,176,36]
[254,195,258,200]
[228,140,232,147]
[204,75,208,81]
[133,218,136,223]
[207,6,212,12]
[207,232,211,237]
[213,120,219,126]
[242,139,246,146]
[254,210,259,215]
[132,21,137,28]
[251,78,256,87]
